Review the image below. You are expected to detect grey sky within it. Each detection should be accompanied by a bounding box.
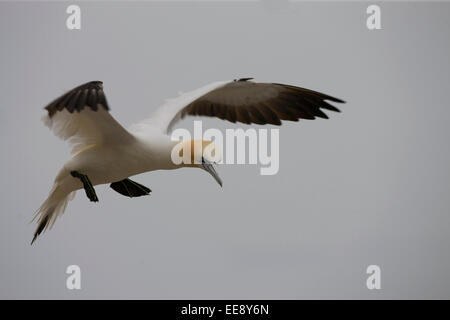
[0,1,449,299]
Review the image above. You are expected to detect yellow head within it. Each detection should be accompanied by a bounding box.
[172,139,220,166]
[171,139,222,186]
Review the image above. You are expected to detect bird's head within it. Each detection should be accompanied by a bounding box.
[171,139,222,187]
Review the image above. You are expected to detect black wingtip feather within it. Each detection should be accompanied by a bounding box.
[31,214,49,245]
[325,96,346,104]
[44,81,107,117]
[234,77,254,82]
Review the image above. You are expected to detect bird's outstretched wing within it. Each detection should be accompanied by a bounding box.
[43,81,135,155]
[132,78,345,135]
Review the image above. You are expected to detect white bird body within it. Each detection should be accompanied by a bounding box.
[42,124,179,226]
[64,134,176,185]
[32,78,344,243]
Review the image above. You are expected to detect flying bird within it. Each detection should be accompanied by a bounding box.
[32,78,344,244]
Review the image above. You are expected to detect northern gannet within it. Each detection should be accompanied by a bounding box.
[32,78,344,244]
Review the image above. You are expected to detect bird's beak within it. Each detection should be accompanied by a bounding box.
[202,159,222,187]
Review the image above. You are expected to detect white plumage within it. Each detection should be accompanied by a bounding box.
[32,79,344,244]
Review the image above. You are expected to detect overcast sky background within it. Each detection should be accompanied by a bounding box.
[1,1,450,299]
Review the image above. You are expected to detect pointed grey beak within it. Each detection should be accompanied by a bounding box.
[202,160,222,187]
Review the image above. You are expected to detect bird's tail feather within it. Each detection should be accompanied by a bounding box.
[31,184,76,245]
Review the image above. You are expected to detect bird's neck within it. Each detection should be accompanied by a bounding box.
[134,136,217,171]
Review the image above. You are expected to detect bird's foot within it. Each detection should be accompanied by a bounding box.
[110,178,151,198]
[70,171,99,202]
